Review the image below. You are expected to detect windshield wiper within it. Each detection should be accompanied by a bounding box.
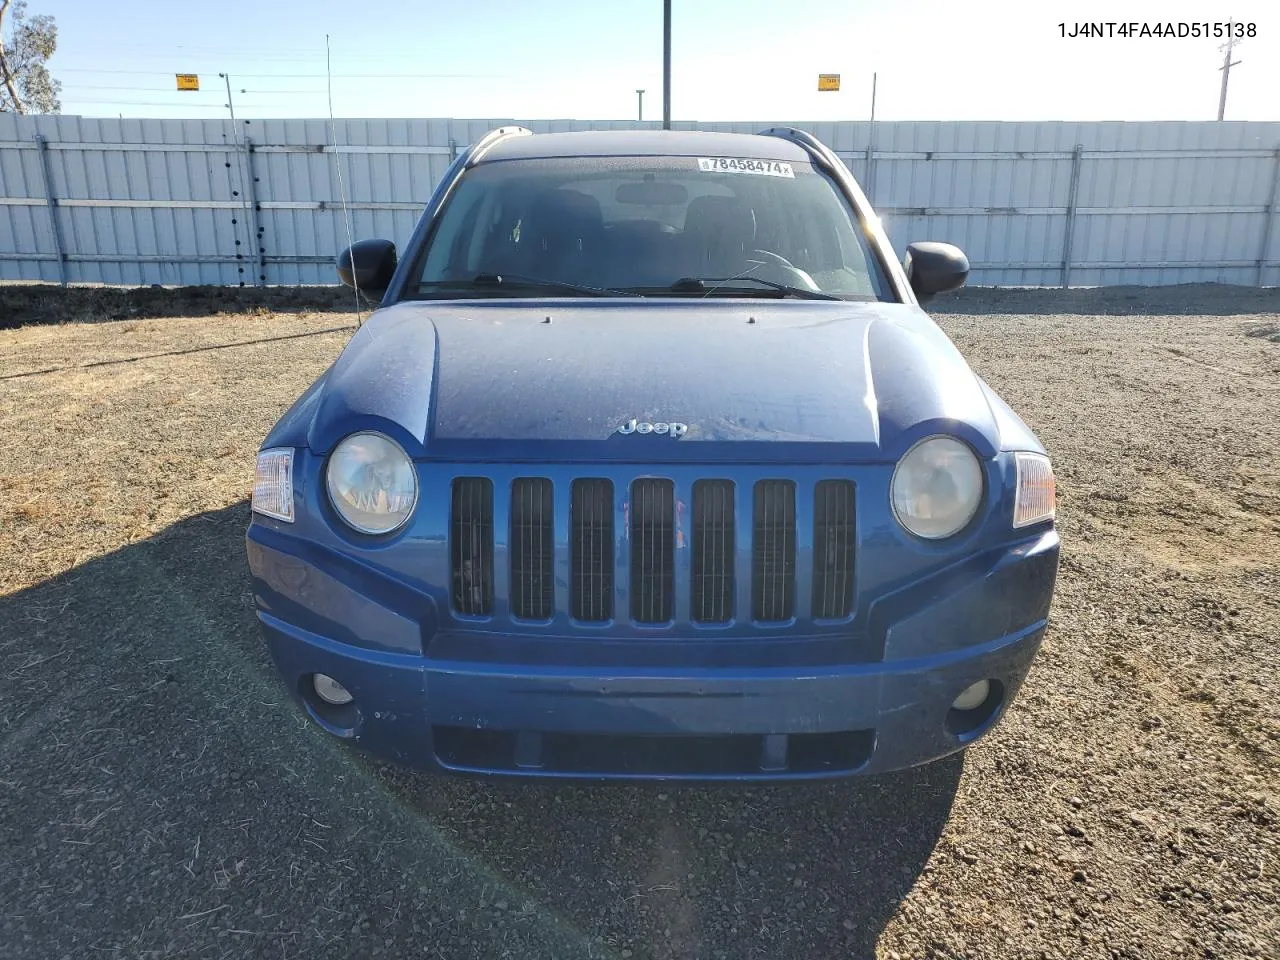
[666,277,845,301]
[416,274,635,298]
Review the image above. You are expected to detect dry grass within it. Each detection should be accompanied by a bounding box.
[0,310,356,595]
[1,288,1278,960]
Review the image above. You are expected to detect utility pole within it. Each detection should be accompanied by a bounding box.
[636,89,645,122]
[1217,20,1242,121]
[662,0,671,129]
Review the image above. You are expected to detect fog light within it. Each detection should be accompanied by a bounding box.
[952,679,991,712]
[313,673,353,706]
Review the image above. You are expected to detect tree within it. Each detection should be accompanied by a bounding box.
[0,0,61,114]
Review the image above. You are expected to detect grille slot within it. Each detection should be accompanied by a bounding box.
[812,480,856,619]
[691,480,735,623]
[571,479,614,622]
[630,478,675,623]
[752,480,797,622]
[510,478,553,620]
[450,477,494,616]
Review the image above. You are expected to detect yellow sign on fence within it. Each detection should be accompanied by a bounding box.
[818,74,841,92]
[175,74,200,91]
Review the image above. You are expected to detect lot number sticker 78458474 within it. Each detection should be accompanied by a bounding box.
[697,157,795,178]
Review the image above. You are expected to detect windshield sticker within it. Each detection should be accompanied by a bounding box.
[697,157,795,178]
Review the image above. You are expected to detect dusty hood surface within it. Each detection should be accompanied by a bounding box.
[307,298,1002,461]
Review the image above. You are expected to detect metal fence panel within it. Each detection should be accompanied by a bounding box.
[2,114,1279,287]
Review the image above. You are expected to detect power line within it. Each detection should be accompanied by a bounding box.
[218,90,328,96]
[57,67,510,79]
[63,98,299,108]
[57,84,327,94]
[63,51,497,64]
[62,44,502,61]
[55,66,659,82]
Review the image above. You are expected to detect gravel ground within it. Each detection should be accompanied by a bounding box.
[0,284,1277,960]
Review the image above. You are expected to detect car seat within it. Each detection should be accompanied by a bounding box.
[680,196,758,278]
[518,189,605,282]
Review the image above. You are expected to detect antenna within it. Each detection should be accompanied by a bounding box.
[327,34,362,324]
[1217,20,1242,121]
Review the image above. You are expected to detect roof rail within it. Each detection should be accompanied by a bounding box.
[757,126,842,176]
[464,126,534,167]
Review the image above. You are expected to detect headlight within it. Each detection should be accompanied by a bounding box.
[252,448,294,522]
[1013,452,1056,528]
[326,432,418,534]
[891,436,984,539]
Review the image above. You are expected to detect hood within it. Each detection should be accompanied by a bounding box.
[307,299,1000,462]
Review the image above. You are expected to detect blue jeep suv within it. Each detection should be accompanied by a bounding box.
[245,126,1059,780]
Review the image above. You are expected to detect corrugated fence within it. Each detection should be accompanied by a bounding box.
[2,114,1279,288]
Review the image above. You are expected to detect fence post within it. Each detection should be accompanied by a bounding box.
[34,134,68,287]
[1257,148,1280,288]
[242,137,266,286]
[1061,143,1084,289]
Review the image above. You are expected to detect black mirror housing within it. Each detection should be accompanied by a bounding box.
[904,242,969,303]
[336,239,397,294]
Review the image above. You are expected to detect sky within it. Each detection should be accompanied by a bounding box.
[24,0,1280,123]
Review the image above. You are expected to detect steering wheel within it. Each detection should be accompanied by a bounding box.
[749,249,821,291]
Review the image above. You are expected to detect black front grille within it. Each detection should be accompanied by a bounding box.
[510,478,553,620]
[630,478,674,623]
[752,480,796,622]
[447,473,852,627]
[812,480,856,619]
[571,479,614,622]
[451,478,493,615]
[691,480,735,623]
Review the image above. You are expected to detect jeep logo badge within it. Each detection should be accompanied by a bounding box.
[617,419,688,438]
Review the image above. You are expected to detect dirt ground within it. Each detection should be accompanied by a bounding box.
[0,284,1277,960]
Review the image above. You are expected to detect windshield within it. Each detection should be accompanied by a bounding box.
[412,155,894,300]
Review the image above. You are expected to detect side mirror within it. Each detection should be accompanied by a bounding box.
[336,239,397,295]
[904,241,969,303]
